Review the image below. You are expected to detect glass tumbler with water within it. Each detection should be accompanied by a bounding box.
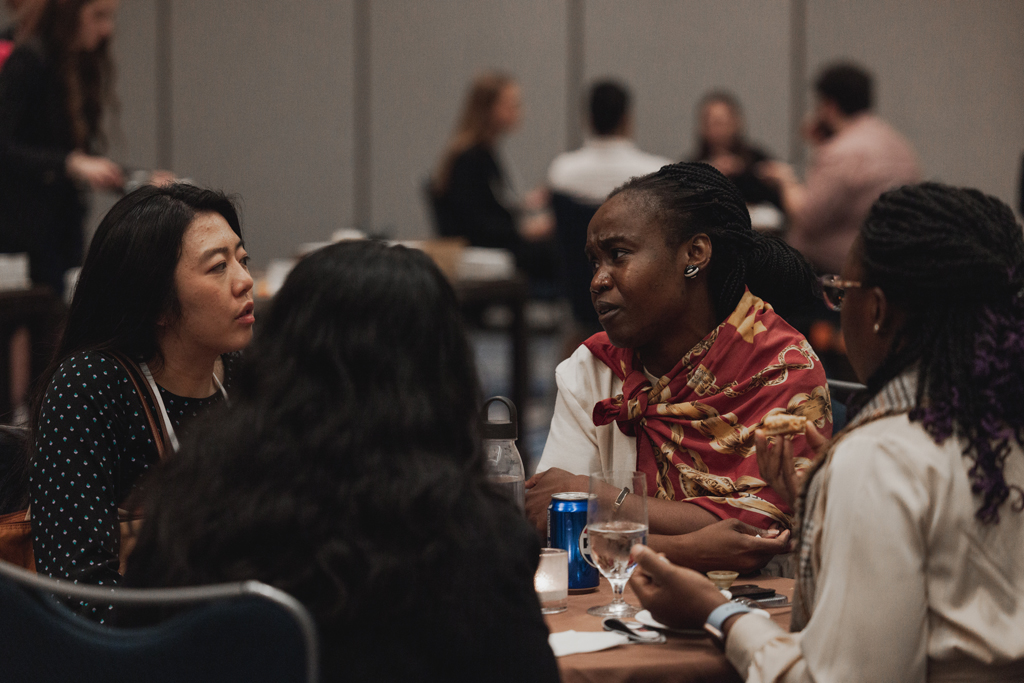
[586,471,648,618]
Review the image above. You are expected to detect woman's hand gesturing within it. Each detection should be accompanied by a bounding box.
[754,423,828,509]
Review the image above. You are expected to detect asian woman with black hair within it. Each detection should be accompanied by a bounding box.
[26,183,253,619]
[631,183,1024,681]
[125,241,560,683]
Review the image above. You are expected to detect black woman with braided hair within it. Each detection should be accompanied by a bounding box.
[526,161,833,573]
[630,182,1024,681]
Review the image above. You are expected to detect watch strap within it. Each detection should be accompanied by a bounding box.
[703,601,756,649]
[611,486,630,512]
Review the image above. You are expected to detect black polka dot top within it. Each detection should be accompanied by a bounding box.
[29,351,236,619]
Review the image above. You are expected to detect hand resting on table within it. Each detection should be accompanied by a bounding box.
[648,518,792,574]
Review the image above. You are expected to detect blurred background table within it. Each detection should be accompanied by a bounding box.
[0,287,62,422]
[450,274,529,444]
[546,576,794,683]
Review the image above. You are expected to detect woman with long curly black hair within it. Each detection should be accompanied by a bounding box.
[125,241,559,683]
[630,182,1024,681]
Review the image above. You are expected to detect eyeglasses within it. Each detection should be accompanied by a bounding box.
[818,274,863,312]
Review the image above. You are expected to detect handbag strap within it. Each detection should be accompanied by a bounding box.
[138,362,180,454]
[106,350,169,461]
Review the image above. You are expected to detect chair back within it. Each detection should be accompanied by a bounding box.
[826,378,867,433]
[551,192,601,331]
[826,378,866,398]
[424,178,459,238]
[0,426,29,515]
[0,561,318,683]
[1018,151,1024,217]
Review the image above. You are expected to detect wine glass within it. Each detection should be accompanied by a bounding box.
[586,470,648,618]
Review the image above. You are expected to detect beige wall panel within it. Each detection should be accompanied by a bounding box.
[170,0,355,266]
[807,0,1024,212]
[109,0,159,169]
[583,0,793,167]
[87,0,160,241]
[369,0,568,240]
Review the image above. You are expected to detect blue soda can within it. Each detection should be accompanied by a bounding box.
[547,492,599,592]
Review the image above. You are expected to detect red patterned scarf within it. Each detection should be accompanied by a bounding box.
[586,290,833,528]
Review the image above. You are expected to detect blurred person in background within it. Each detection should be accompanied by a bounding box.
[430,71,559,287]
[760,62,920,275]
[1,0,36,42]
[689,91,781,209]
[631,182,1024,681]
[127,241,560,683]
[548,79,671,340]
[0,0,125,296]
[549,80,670,206]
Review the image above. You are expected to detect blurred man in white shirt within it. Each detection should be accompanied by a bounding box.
[548,81,671,204]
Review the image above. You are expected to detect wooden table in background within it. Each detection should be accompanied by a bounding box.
[545,577,794,683]
[451,276,529,457]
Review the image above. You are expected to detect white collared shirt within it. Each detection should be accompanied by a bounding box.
[547,137,672,204]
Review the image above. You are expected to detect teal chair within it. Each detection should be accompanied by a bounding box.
[0,560,319,683]
[551,191,601,333]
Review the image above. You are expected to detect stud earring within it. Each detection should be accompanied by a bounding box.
[684,265,699,279]
[873,323,880,333]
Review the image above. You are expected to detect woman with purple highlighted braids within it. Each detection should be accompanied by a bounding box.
[628,182,1024,681]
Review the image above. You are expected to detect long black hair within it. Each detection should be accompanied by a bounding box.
[857,182,1024,523]
[127,241,487,622]
[612,161,818,321]
[28,183,240,441]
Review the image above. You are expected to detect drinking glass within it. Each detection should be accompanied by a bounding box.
[585,470,648,618]
[534,548,568,614]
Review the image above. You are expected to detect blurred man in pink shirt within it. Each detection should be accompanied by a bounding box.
[761,63,920,274]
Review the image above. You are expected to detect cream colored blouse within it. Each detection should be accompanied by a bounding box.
[725,414,1024,682]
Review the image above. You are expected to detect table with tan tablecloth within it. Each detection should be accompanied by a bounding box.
[544,576,794,683]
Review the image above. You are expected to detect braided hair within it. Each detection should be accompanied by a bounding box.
[611,161,818,321]
[858,182,1024,523]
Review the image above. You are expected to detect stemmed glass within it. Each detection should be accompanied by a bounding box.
[585,470,648,618]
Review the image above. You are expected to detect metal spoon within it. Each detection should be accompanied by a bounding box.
[602,618,667,643]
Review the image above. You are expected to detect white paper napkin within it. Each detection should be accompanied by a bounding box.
[548,630,630,657]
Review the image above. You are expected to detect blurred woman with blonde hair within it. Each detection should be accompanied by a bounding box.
[430,71,557,283]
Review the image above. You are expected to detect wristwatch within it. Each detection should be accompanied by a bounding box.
[611,486,630,512]
[703,601,756,650]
